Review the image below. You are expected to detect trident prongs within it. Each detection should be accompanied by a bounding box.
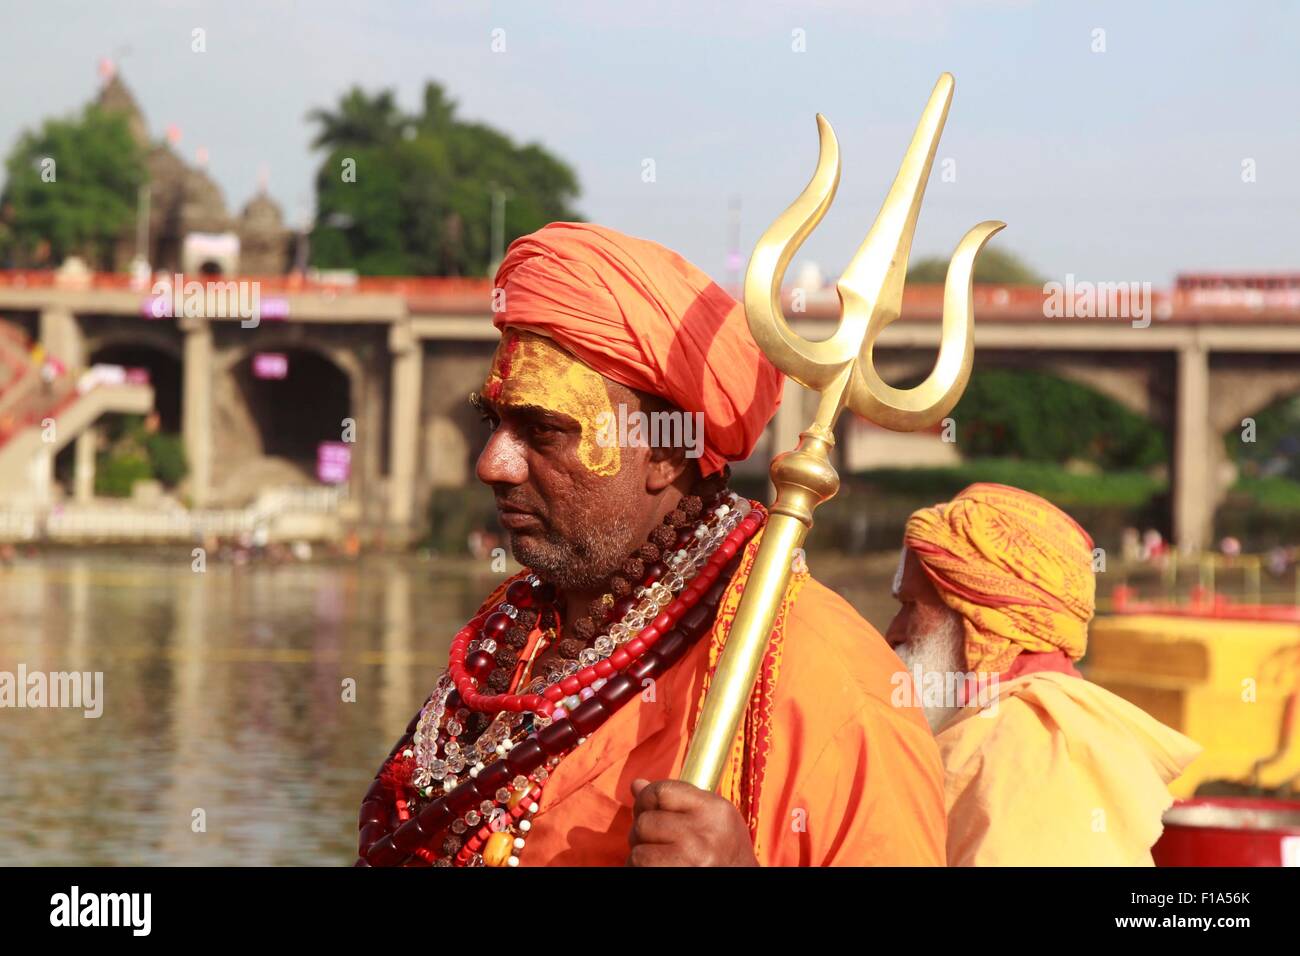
[681,73,1006,792]
[743,72,1005,434]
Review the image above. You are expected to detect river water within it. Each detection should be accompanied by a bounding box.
[0,550,903,865]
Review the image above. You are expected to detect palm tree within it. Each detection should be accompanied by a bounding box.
[418,82,458,134]
[307,88,403,150]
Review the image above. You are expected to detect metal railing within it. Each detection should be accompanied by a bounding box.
[1107,550,1300,622]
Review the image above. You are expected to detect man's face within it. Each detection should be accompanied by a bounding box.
[886,548,967,732]
[474,330,665,591]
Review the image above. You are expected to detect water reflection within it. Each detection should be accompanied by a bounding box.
[0,551,901,865]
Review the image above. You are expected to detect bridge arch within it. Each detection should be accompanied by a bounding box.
[205,324,383,508]
[865,352,1166,464]
[83,327,183,363]
[872,349,1165,424]
[1208,364,1300,439]
[86,340,183,434]
[227,345,353,471]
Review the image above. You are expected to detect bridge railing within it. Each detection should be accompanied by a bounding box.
[0,483,349,543]
[8,268,1300,322]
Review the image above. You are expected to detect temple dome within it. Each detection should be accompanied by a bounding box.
[239,192,285,234]
[96,73,149,147]
[178,166,231,234]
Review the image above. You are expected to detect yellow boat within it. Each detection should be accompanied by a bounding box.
[1088,590,1300,800]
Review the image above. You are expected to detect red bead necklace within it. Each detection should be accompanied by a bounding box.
[447,498,751,718]
[356,499,765,867]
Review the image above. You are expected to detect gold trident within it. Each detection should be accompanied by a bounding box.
[680,72,1005,790]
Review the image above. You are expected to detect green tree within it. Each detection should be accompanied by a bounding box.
[307,88,404,151]
[93,414,188,497]
[951,368,1165,469]
[308,81,582,276]
[0,105,145,268]
[908,246,1043,285]
[95,451,152,498]
[1227,394,1300,480]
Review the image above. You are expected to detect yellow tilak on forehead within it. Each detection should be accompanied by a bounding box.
[482,330,621,477]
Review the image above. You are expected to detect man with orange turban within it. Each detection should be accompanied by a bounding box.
[356,223,946,867]
[886,483,1201,865]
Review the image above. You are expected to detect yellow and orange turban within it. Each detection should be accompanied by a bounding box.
[490,222,784,476]
[903,483,1096,674]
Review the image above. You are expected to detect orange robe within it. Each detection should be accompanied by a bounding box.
[938,671,1201,866]
[520,553,946,867]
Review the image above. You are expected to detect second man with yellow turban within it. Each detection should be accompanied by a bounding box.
[887,483,1201,865]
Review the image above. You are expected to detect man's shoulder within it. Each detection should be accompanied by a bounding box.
[777,574,915,723]
[972,672,1201,784]
[938,687,1051,772]
[938,674,1152,792]
[938,677,1177,865]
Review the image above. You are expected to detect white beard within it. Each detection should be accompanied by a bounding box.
[894,611,967,734]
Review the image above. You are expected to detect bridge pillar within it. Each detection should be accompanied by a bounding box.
[1174,343,1212,552]
[39,306,83,369]
[29,444,54,507]
[765,378,810,501]
[74,428,96,502]
[181,317,213,507]
[387,322,422,539]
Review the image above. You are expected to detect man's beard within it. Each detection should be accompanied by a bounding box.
[510,510,639,591]
[894,610,967,734]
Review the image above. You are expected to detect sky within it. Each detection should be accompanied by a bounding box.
[1,0,1297,287]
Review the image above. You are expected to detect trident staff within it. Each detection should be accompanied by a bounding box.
[680,72,1005,791]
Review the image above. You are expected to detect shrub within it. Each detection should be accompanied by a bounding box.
[144,431,187,487]
[95,452,152,498]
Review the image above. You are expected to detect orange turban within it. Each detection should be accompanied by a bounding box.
[903,483,1096,674]
[491,222,784,476]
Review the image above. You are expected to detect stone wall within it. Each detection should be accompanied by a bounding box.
[419,341,496,496]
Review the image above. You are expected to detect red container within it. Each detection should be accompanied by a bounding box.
[1154,797,1300,866]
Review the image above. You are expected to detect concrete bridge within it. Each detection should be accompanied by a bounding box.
[2,267,1297,549]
